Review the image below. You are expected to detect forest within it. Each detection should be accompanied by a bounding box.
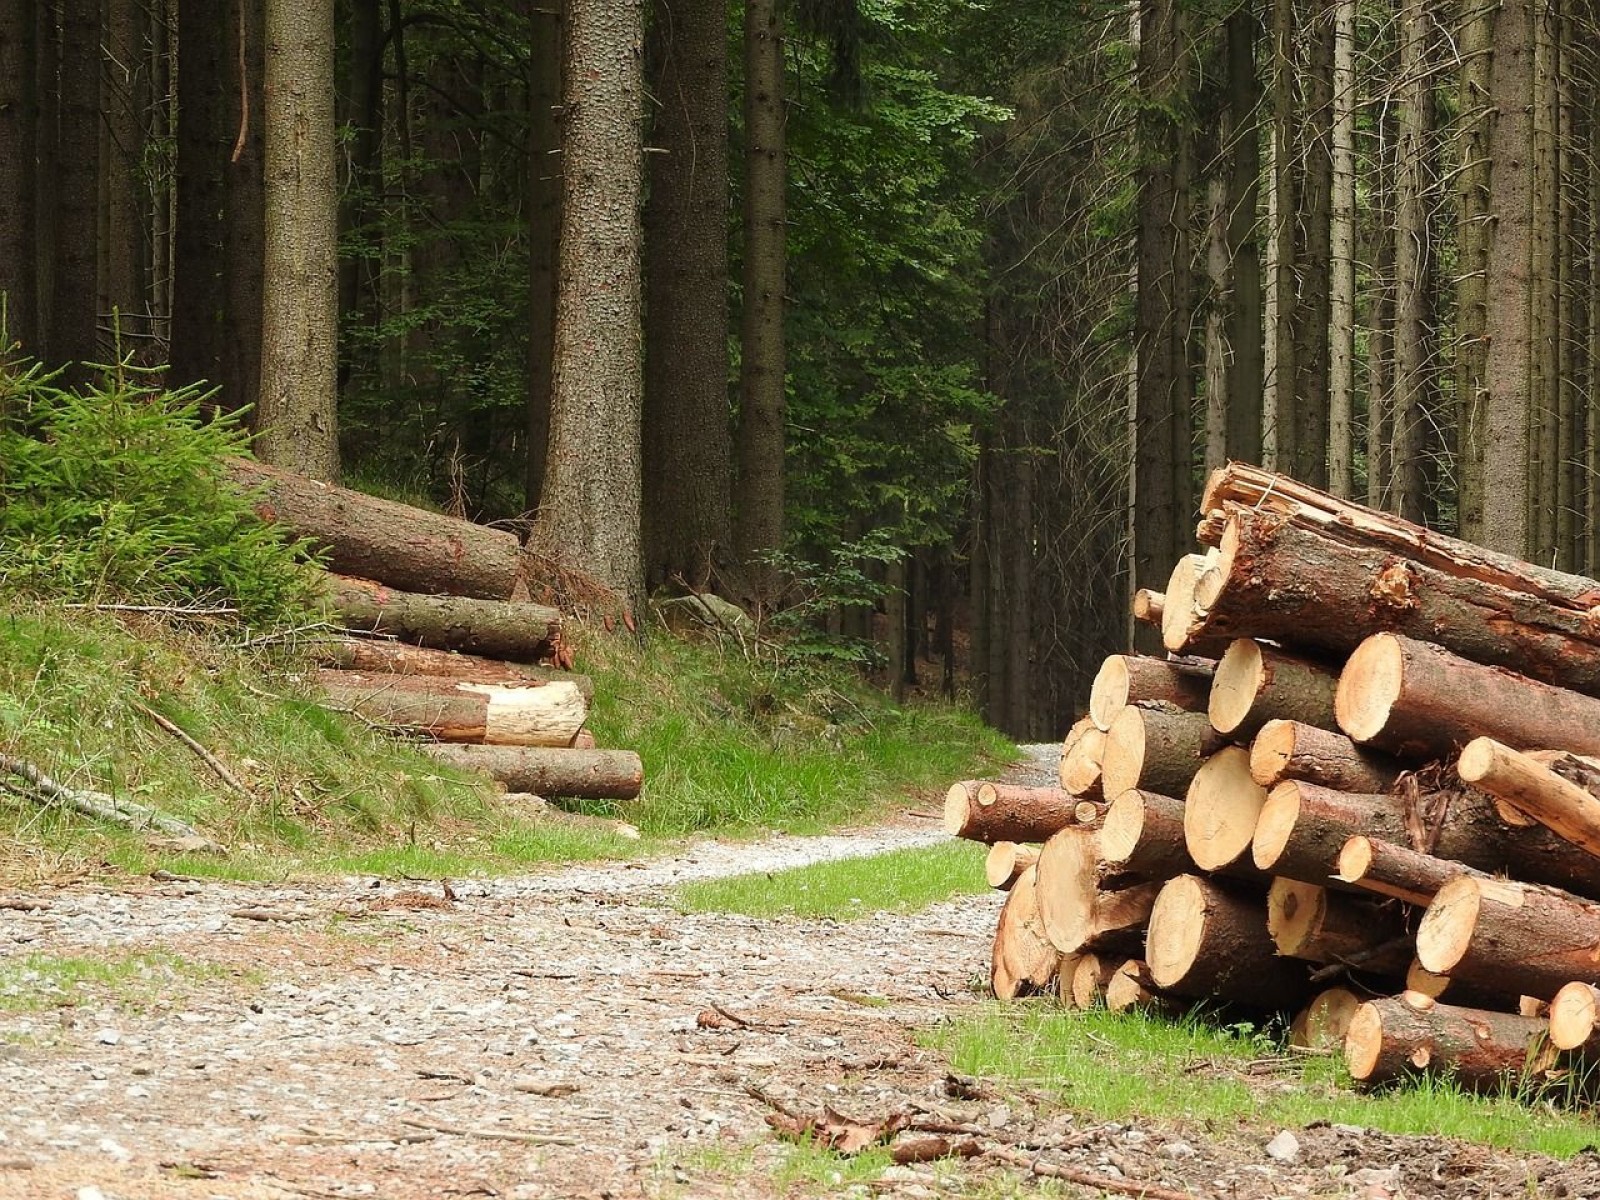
[1,0,1597,741]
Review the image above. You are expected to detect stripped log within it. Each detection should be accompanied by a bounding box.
[1344,992,1553,1088]
[1265,878,1412,974]
[1416,876,1600,1000]
[991,865,1058,1000]
[1548,982,1600,1051]
[1183,746,1268,874]
[420,743,643,800]
[1145,875,1309,1007]
[315,638,592,698]
[1457,738,1600,861]
[1036,827,1162,955]
[1088,654,1212,732]
[1099,789,1194,879]
[318,672,586,746]
[1290,987,1363,1051]
[1102,707,1221,800]
[327,576,561,663]
[1335,633,1600,761]
[943,781,1078,844]
[1248,719,1401,793]
[1059,718,1107,799]
[985,842,1039,891]
[1208,640,1339,741]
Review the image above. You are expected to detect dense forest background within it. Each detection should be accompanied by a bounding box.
[1,0,1597,740]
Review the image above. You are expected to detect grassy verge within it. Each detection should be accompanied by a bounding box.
[0,951,253,1013]
[930,1005,1600,1159]
[674,841,989,919]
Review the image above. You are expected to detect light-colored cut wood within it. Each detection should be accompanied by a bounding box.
[1183,746,1267,873]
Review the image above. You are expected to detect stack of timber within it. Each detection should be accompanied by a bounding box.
[947,462,1600,1100]
[231,458,641,802]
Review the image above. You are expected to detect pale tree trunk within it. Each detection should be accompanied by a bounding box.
[1266,0,1296,473]
[1530,3,1558,563]
[1392,0,1433,523]
[1366,100,1394,507]
[104,0,144,338]
[257,0,339,479]
[52,0,100,375]
[734,0,787,590]
[525,0,561,512]
[1293,12,1332,488]
[0,0,38,353]
[1554,3,1577,571]
[1455,0,1493,542]
[172,0,227,390]
[642,0,732,590]
[222,0,264,415]
[1327,0,1355,497]
[1204,153,1229,476]
[1225,9,1262,466]
[530,0,646,607]
[1481,0,1535,555]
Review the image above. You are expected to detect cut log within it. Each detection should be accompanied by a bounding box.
[1344,992,1553,1088]
[1132,589,1165,628]
[1102,707,1221,800]
[1403,960,1524,1014]
[1036,826,1162,955]
[1208,640,1340,741]
[991,865,1058,1000]
[1159,553,1210,654]
[1183,746,1268,874]
[314,638,593,698]
[420,743,643,800]
[318,672,587,746]
[1073,800,1108,827]
[985,842,1039,891]
[1252,781,1408,884]
[1055,953,1086,1008]
[1104,959,1188,1016]
[1088,655,1212,732]
[1248,719,1401,793]
[1416,876,1600,1000]
[1548,982,1600,1051]
[230,458,529,599]
[1099,789,1195,879]
[1458,738,1600,861]
[502,794,641,839]
[1265,878,1411,974]
[1335,835,1484,907]
[1335,633,1600,761]
[1059,719,1108,799]
[1145,874,1309,1007]
[942,781,1078,844]
[327,576,561,663]
[1070,953,1122,1009]
[1290,987,1363,1051]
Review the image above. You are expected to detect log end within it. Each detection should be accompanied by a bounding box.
[1208,639,1265,737]
[1089,656,1131,732]
[1184,746,1265,872]
[1249,718,1298,788]
[1334,834,1374,886]
[1250,782,1301,872]
[1266,877,1324,959]
[1070,953,1107,1009]
[1413,875,1484,976]
[1343,1000,1385,1082]
[1132,589,1165,627]
[1290,987,1361,1051]
[1455,737,1501,787]
[1334,632,1405,744]
[1161,555,1204,653]
[1549,981,1600,1051]
[1146,874,1208,989]
[1099,790,1145,863]
[943,783,974,837]
[1036,828,1096,954]
[1101,707,1148,800]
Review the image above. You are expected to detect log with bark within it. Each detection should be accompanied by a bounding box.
[1343,991,1554,1088]
[1145,874,1309,1007]
[1334,835,1486,907]
[1208,640,1339,741]
[1104,959,1188,1016]
[1290,987,1363,1051]
[1069,953,1122,1009]
[1265,878,1411,974]
[1099,789,1195,879]
[1059,717,1107,798]
[1248,719,1401,793]
[1036,826,1162,955]
[1088,654,1212,732]
[1403,960,1524,1014]
[229,458,530,600]
[1457,738,1600,861]
[991,864,1058,1000]
[985,841,1039,891]
[317,671,587,746]
[1132,589,1165,628]
[420,743,643,801]
[943,781,1078,844]
[1548,982,1600,1052]
[1252,781,1410,884]
[1102,707,1221,800]
[327,576,561,663]
[314,638,592,697]
[1416,875,1600,1000]
[1183,745,1269,874]
[1335,633,1600,761]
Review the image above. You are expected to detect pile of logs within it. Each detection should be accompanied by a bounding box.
[232,459,642,803]
[948,462,1600,1098]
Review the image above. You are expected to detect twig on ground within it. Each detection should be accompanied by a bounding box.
[230,907,315,923]
[130,699,255,802]
[61,602,238,616]
[987,1146,1207,1200]
[0,753,226,853]
[397,1117,579,1146]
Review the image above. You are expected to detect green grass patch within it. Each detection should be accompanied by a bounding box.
[675,840,988,919]
[931,1005,1600,1159]
[0,951,246,1013]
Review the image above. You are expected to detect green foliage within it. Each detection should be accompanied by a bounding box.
[760,529,908,668]
[0,355,323,628]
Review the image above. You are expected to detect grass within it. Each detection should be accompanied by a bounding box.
[930,1004,1600,1160]
[0,951,246,1013]
[674,840,989,919]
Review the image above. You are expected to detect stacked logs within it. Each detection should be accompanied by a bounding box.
[948,462,1600,1099]
[231,458,641,802]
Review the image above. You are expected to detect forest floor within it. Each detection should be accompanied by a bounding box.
[1,752,1596,1199]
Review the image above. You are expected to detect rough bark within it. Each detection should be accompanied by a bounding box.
[642,0,731,589]
[172,0,228,391]
[420,742,642,801]
[1146,874,1309,1007]
[1224,8,1262,466]
[985,842,1039,891]
[525,0,561,510]
[0,0,37,352]
[1252,780,1410,883]
[1335,834,1487,907]
[1249,719,1401,793]
[529,0,646,606]
[318,672,587,746]
[1208,640,1339,740]
[51,0,99,374]
[103,0,145,335]
[1345,992,1553,1087]
[228,458,530,599]
[1089,654,1212,732]
[257,0,338,478]
[1100,788,1195,879]
[1102,707,1220,800]
[1416,875,1600,999]
[1265,877,1411,973]
[223,0,266,414]
[1454,0,1493,541]
[1291,11,1332,488]
[1327,0,1355,496]
[1182,745,1267,873]
[942,780,1078,845]
[314,640,591,697]
[1457,738,1600,861]
[326,576,561,663]
[1390,0,1433,522]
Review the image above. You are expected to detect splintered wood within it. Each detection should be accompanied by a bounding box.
[945,464,1600,1101]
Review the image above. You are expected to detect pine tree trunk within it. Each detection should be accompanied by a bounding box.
[172,0,227,390]
[336,0,382,387]
[1225,9,1262,466]
[1454,0,1493,541]
[1292,12,1332,488]
[1266,0,1296,473]
[1327,0,1355,496]
[1531,3,1559,561]
[733,0,787,587]
[51,0,100,375]
[104,0,145,339]
[0,0,38,353]
[1391,0,1433,523]
[33,0,56,356]
[525,0,561,511]
[642,0,731,590]
[257,0,339,479]
[530,0,646,606]
[222,0,265,415]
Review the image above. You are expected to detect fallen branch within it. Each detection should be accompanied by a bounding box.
[988,1146,1206,1200]
[0,754,225,853]
[397,1116,579,1147]
[130,700,255,802]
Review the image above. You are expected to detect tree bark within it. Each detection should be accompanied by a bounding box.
[1264,0,1295,471]
[103,0,145,338]
[1207,640,1339,741]
[525,0,561,511]
[1345,992,1552,1087]
[421,742,642,801]
[530,0,646,606]
[1291,11,1332,488]
[1252,780,1414,883]
[642,0,731,590]
[257,0,338,478]
[1457,738,1600,861]
[942,780,1078,845]
[1146,874,1309,1007]
[314,639,591,697]
[1249,719,1401,793]
[1335,834,1488,907]
[0,0,37,353]
[1390,0,1434,522]
[172,0,228,391]
[1102,707,1220,800]
[326,576,562,663]
[223,0,265,415]
[1088,654,1212,732]
[1265,878,1411,973]
[1327,0,1355,496]
[318,672,588,746]
[1416,875,1600,999]
[51,0,99,375]
[1224,8,1262,467]
[1454,0,1493,542]
[1100,788,1195,879]
[1182,745,1268,873]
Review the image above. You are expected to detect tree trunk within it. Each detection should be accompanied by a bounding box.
[530,0,646,607]
[1099,788,1195,879]
[51,0,99,375]
[1416,875,1600,999]
[1345,993,1552,1087]
[1391,0,1433,522]
[103,0,146,340]
[732,0,787,587]
[1457,738,1600,861]
[314,639,591,697]
[1326,0,1355,496]
[1224,8,1262,466]
[422,742,641,801]
[0,0,37,353]
[986,842,1039,891]
[1146,874,1309,1007]
[257,0,339,478]
[942,780,1078,845]
[227,458,530,599]
[326,576,561,663]
[1454,0,1493,542]
[525,0,561,511]
[1101,707,1220,800]
[642,0,731,590]
[1248,719,1401,793]
[1252,780,1414,883]
[1265,0,1295,471]
[1291,12,1332,488]
[1207,639,1339,741]
[222,0,265,415]
[1088,654,1212,732]
[1335,834,1489,907]
[1481,0,1536,555]
[1182,745,1268,873]
[318,672,587,747]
